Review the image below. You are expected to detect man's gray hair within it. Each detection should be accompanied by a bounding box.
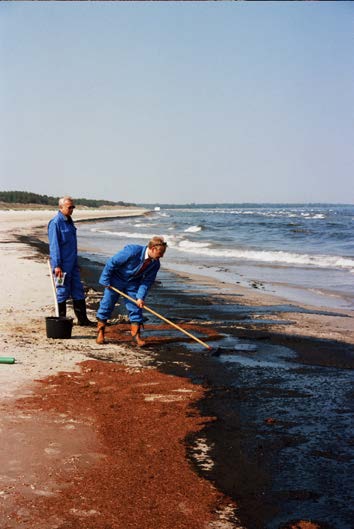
[58,196,74,208]
[148,236,167,249]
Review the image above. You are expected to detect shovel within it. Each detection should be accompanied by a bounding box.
[109,286,212,350]
[47,259,59,317]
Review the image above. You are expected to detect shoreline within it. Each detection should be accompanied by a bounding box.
[163,265,354,347]
[12,206,354,347]
[0,205,151,228]
[1,209,353,529]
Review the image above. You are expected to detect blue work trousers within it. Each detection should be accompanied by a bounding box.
[56,267,85,303]
[96,284,143,323]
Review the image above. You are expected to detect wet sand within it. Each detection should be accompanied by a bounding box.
[0,209,353,529]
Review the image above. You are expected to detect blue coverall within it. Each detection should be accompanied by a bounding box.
[48,211,85,303]
[96,244,160,323]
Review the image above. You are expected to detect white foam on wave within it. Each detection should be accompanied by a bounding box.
[165,207,327,220]
[89,228,174,246]
[184,225,202,233]
[90,228,155,240]
[175,243,354,271]
[304,213,325,220]
[178,240,211,249]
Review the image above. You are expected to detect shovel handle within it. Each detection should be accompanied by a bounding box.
[47,259,59,318]
[109,286,211,350]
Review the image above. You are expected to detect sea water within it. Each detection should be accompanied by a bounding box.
[78,203,354,310]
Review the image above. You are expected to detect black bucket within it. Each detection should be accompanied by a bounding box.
[45,316,73,339]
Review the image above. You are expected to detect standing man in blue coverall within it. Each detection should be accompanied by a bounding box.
[48,196,94,326]
[96,236,167,346]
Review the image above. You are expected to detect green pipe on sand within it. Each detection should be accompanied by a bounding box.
[0,357,16,364]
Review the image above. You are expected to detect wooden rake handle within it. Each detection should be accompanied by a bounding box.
[109,286,211,350]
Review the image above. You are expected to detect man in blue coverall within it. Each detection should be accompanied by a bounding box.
[96,236,167,346]
[48,196,94,326]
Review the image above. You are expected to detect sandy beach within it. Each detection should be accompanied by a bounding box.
[0,208,353,529]
[0,207,241,529]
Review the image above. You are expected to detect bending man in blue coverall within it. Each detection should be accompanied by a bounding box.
[48,196,94,326]
[96,236,167,346]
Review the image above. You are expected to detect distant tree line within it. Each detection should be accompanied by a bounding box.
[0,191,135,207]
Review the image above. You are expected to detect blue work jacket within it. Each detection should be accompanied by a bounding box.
[48,211,79,272]
[99,244,160,301]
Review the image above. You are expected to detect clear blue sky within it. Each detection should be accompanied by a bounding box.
[1,2,353,204]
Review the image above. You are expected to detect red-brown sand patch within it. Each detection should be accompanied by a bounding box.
[0,360,236,529]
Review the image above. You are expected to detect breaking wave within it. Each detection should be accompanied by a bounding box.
[90,228,155,240]
[184,225,202,233]
[175,243,354,272]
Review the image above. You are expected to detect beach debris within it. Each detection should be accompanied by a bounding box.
[0,357,16,364]
[250,280,264,290]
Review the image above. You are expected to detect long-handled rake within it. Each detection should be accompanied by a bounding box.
[109,286,212,350]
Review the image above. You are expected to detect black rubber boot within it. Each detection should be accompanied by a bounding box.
[58,301,67,318]
[73,299,95,326]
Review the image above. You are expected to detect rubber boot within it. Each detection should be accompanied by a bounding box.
[73,299,95,326]
[58,301,67,318]
[131,323,146,347]
[96,321,106,344]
